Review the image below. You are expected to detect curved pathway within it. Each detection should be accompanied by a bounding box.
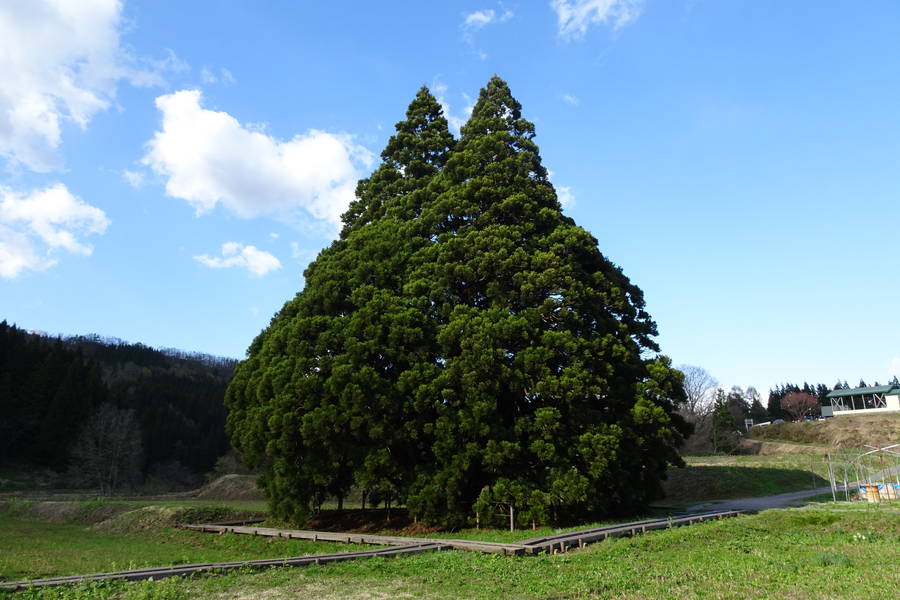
[687,485,840,513]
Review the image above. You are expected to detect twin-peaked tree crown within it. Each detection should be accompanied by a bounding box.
[225,77,689,527]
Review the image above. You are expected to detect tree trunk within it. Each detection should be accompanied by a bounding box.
[509,504,515,532]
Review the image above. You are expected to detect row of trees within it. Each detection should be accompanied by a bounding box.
[226,78,691,529]
[0,321,236,489]
[677,364,899,454]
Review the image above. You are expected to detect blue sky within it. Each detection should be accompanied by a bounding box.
[2,0,899,396]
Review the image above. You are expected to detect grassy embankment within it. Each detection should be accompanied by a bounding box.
[661,454,830,505]
[1,503,897,600]
[748,413,900,448]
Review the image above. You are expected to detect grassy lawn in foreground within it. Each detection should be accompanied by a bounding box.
[0,511,379,582]
[2,507,897,600]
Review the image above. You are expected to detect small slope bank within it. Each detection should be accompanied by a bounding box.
[0,499,263,531]
[749,413,900,448]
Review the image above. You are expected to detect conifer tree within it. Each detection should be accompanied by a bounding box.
[225,87,454,522]
[225,78,688,527]
[404,77,688,527]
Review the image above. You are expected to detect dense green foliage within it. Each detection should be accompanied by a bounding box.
[0,321,235,486]
[226,77,690,528]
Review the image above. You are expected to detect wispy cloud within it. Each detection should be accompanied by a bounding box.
[432,81,475,134]
[562,93,580,105]
[463,8,513,30]
[200,66,235,85]
[547,171,576,210]
[461,6,514,59]
[557,185,575,209]
[121,169,145,189]
[194,242,281,277]
[551,0,643,40]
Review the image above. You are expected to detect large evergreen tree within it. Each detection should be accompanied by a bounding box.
[404,77,688,526]
[225,87,454,522]
[225,78,689,527]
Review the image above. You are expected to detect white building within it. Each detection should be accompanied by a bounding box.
[823,384,900,417]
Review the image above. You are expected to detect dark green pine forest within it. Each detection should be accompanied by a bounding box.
[225,77,691,529]
[0,320,236,488]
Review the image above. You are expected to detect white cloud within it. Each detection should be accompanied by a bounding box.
[0,183,110,278]
[121,169,145,188]
[557,185,575,209]
[269,232,279,239]
[551,0,643,39]
[432,81,475,134]
[143,90,374,229]
[194,242,281,277]
[562,93,580,105]
[0,0,182,172]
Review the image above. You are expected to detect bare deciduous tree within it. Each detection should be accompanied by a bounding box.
[780,392,819,421]
[69,403,143,493]
[678,365,718,419]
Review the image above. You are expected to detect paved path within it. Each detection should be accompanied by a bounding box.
[687,485,840,513]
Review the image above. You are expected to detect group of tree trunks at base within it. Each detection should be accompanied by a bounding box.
[225,77,691,529]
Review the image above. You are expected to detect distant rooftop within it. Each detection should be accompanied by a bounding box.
[826,384,900,398]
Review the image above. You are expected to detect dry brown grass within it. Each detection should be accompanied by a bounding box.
[749,414,900,448]
[195,475,265,501]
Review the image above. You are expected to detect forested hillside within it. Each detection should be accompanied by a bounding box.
[0,321,236,488]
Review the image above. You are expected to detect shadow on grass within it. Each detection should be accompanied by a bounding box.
[663,465,828,503]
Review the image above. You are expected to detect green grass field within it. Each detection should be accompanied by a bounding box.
[2,448,895,599]
[0,504,378,583]
[2,506,897,600]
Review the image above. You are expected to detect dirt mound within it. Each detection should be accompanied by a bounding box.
[194,474,265,501]
[738,439,831,455]
[0,500,132,524]
[749,414,900,448]
[93,505,264,533]
[28,501,80,523]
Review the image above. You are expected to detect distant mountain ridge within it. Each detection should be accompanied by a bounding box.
[0,320,238,489]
